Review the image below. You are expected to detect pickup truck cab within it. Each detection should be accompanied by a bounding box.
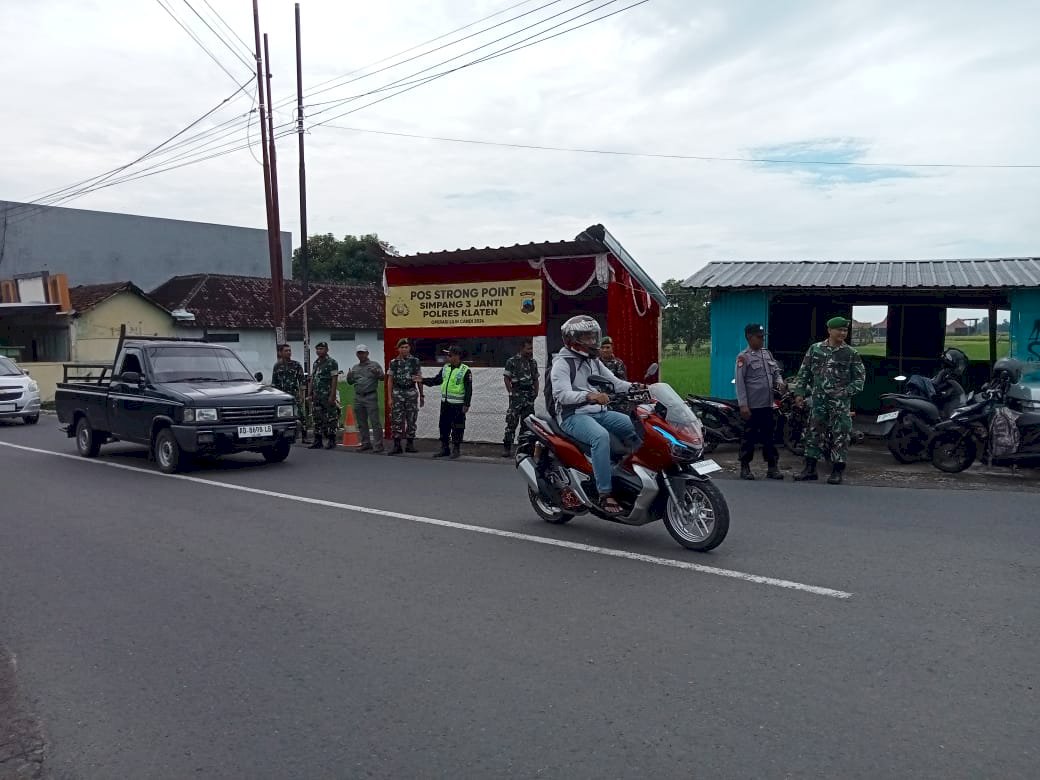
[55,334,298,473]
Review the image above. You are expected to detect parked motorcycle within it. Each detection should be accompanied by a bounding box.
[876,348,969,463]
[515,365,730,552]
[686,379,806,455]
[928,372,1040,473]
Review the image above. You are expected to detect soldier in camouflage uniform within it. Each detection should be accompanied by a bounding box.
[271,344,305,441]
[309,341,341,450]
[599,337,628,412]
[386,338,423,456]
[502,338,539,457]
[792,316,866,485]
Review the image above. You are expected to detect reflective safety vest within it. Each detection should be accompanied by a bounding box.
[441,363,469,404]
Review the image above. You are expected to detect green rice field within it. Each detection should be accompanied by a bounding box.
[855,335,1010,361]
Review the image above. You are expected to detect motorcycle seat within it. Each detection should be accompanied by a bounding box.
[538,415,632,457]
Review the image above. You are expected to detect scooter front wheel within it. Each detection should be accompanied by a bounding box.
[663,478,729,551]
[528,487,574,524]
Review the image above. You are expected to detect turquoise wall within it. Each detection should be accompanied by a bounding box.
[709,290,771,397]
[1009,289,1040,361]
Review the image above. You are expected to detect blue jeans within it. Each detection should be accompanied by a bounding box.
[561,411,637,495]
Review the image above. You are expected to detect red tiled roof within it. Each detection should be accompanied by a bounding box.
[149,274,384,330]
[69,281,169,314]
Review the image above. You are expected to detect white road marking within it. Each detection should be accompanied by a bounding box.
[0,441,853,600]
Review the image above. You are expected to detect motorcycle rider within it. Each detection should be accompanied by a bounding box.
[551,315,638,516]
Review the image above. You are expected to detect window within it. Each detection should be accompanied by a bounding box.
[147,346,253,383]
[204,333,240,343]
[330,331,356,341]
[118,350,144,376]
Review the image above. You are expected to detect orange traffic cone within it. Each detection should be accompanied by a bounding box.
[341,406,360,447]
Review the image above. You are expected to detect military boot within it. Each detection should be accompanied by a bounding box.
[387,439,403,456]
[449,443,461,460]
[433,443,451,458]
[739,462,755,480]
[793,457,818,481]
[325,436,337,450]
[358,442,373,452]
[766,462,784,480]
[308,435,324,450]
[827,462,846,485]
[405,439,418,453]
[502,440,513,458]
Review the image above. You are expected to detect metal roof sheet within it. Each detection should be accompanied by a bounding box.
[682,258,1040,290]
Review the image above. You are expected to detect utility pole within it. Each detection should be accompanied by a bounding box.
[263,32,286,344]
[295,2,311,381]
[251,0,283,346]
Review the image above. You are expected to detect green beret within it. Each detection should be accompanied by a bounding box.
[315,341,329,349]
[826,316,850,329]
[396,338,409,348]
[600,336,613,346]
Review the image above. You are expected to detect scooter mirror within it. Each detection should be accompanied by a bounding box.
[644,362,660,380]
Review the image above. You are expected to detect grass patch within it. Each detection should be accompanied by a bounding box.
[855,335,1010,361]
[660,356,711,396]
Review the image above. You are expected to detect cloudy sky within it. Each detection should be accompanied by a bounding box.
[1,0,1037,314]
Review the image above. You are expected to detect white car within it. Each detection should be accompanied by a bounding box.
[0,356,41,425]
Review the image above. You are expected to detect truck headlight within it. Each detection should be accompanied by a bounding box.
[182,409,195,422]
[196,408,219,422]
[277,404,295,419]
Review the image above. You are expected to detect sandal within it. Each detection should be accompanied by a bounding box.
[598,495,624,516]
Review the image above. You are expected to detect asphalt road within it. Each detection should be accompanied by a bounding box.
[1,421,1038,779]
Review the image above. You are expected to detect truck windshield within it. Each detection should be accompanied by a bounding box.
[147,346,254,383]
[0,357,22,376]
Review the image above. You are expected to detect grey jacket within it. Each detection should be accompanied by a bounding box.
[551,347,633,418]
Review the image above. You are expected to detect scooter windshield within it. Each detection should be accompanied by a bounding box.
[649,382,704,442]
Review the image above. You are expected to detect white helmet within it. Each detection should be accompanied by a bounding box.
[561,315,602,358]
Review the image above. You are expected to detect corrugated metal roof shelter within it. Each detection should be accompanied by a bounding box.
[684,258,1040,290]
[682,258,1040,406]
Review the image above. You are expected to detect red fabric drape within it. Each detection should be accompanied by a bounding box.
[607,259,660,381]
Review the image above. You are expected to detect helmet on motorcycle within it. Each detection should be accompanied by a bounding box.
[561,315,602,358]
[940,347,969,377]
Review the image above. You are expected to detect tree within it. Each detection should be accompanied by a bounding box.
[291,233,399,284]
[661,279,710,353]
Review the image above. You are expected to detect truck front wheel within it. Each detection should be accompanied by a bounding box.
[75,417,102,458]
[154,428,185,474]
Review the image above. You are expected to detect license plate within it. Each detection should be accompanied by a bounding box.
[237,424,273,438]
[876,411,900,423]
[692,459,722,475]
[0,403,14,412]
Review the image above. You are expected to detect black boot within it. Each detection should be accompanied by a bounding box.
[325,435,337,449]
[308,435,323,450]
[405,439,418,453]
[827,462,846,485]
[387,439,403,455]
[433,443,451,458]
[739,462,755,480]
[766,463,784,480]
[793,457,818,481]
[502,440,513,458]
[449,443,461,460]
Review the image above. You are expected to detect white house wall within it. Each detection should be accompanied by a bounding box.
[201,329,385,379]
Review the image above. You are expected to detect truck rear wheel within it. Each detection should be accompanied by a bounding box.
[75,417,102,458]
[154,428,184,474]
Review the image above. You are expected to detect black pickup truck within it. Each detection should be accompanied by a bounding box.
[55,332,299,473]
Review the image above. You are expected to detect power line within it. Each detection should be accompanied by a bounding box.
[301,0,572,107]
[181,0,254,71]
[304,0,615,118]
[153,0,247,86]
[307,0,650,128]
[201,0,255,61]
[320,125,1040,170]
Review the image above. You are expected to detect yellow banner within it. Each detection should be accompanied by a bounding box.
[386,280,542,328]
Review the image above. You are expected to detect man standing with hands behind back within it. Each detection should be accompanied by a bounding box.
[734,323,785,480]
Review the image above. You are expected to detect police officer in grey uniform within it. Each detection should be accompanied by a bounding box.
[735,323,785,480]
[346,345,385,452]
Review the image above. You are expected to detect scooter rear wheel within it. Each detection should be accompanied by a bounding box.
[528,487,574,524]
[663,478,729,552]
